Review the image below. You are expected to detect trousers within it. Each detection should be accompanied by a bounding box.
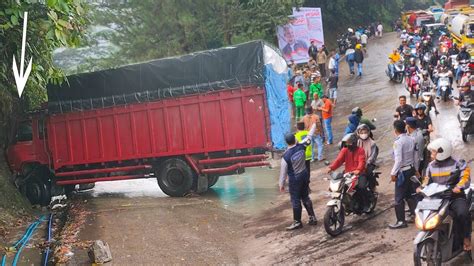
[289,178,315,221]
[394,167,417,222]
[450,197,472,238]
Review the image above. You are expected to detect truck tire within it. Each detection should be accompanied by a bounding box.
[24,176,51,206]
[156,158,194,197]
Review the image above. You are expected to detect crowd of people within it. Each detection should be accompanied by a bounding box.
[280,21,473,259]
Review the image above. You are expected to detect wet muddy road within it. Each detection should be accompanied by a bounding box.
[69,32,473,265]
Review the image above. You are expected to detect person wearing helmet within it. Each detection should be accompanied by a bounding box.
[400,29,409,41]
[414,103,433,142]
[354,44,364,76]
[356,124,379,190]
[327,133,366,188]
[389,120,419,229]
[279,123,318,230]
[448,42,459,57]
[344,107,362,135]
[419,71,439,115]
[417,138,472,253]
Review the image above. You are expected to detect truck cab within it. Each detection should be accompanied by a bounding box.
[6,117,52,205]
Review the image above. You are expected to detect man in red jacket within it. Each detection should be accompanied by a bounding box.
[326,133,368,211]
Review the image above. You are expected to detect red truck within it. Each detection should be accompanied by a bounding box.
[6,41,291,205]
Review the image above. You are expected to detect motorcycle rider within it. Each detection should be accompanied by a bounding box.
[414,103,434,142]
[457,75,474,106]
[456,45,470,85]
[416,138,472,255]
[400,29,409,41]
[448,42,460,57]
[356,124,379,189]
[406,58,421,96]
[388,49,402,78]
[413,31,422,45]
[344,107,361,135]
[279,124,318,230]
[419,71,439,115]
[435,60,453,97]
[327,133,368,211]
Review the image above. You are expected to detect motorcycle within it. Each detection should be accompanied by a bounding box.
[420,89,435,115]
[422,51,432,70]
[436,71,452,102]
[406,71,420,97]
[387,60,405,83]
[413,182,473,265]
[458,102,474,142]
[323,171,379,237]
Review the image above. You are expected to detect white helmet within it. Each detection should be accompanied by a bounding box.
[427,138,453,161]
[402,29,407,33]
[348,28,354,33]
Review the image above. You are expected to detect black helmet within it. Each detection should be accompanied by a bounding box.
[415,103,427,111]
[352,107,363,116]
[340,133,358,149]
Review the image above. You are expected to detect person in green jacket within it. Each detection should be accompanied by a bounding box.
[309,76,323,102]
[293,83,306,121]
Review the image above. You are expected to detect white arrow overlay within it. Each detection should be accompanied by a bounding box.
[12,12,32,98]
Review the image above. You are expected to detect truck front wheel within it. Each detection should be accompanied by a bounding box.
[23,176,51,206]
[156,158,194,197]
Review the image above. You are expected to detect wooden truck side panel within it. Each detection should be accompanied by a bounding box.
[48,87,269,170]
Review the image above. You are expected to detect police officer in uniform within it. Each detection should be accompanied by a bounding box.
[406,117,426,174]
[389,120,420,229]
[279,124,318,230]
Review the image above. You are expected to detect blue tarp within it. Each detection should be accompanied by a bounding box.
[264,65,291,150]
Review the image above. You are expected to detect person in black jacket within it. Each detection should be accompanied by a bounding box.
[308,41,318,61]
[354,44,364,77]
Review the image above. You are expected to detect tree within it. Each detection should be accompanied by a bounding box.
[90,0,302,65]
[0,0,88,221]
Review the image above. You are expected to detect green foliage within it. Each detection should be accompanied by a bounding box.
[90,0,302,65]
[0,0,88,145]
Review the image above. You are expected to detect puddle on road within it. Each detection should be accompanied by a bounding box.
[85,167,280,216]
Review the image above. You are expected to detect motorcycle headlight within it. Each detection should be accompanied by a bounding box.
[329,181,341,192]
[415,213,424,230]
[424,214,440,230]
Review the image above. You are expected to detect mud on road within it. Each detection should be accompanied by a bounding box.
[64,32,473,265]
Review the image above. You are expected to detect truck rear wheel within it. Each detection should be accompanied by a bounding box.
[156,158,194,197]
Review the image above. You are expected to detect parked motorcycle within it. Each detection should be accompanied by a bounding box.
[386,60,405,83]
[413,182,473,265]
[323,171,379,237]
[458,102,474,142]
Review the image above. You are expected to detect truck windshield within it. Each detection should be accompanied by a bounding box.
[16,121,33,142]
[468,24,474,38]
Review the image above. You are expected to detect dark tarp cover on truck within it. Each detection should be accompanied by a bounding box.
[47,40,291,149]
[48,41,266,112]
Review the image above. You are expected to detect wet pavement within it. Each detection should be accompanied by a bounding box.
[57,32,473,265]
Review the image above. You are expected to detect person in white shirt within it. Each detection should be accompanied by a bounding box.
[377,23,383,38]
[360,33,368,47]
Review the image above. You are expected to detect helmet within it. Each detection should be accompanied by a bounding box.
[415,103,427,110]
[427,138,453,161]
[432,47,438,53]
[352,107,363,116]
[355,44,362,49]
[348,28,354,33]
[340,133,358,149]
[409,57,416,64]
[423,40,428,44]
[422,70,429,76]
[402,29,407,33]
[453,42,458,47]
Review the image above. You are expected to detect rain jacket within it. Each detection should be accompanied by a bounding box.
[344,114,361,135]
[293,88,306,107]
[309,82,323,100]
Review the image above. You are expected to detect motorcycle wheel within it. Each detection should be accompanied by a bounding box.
[323,205,345,237]
[395,74,404,83]
[443,91,448,102]
[414,239,442,266]
[366,190,378,214]
[462,129,468,142]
